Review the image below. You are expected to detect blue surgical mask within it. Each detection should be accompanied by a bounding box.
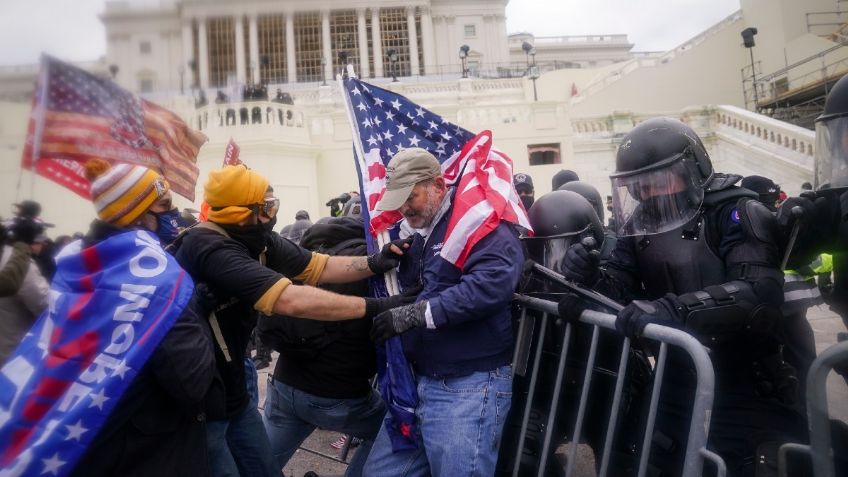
[153,208,183,244]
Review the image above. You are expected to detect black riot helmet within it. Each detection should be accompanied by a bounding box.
[610,117,713,237]
[815,74,848,190]
[558,181,604,222]
[523,190,604,273]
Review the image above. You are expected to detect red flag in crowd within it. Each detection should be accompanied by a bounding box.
[223,138,241,165]
[571,82,578,97]
[20,55,207,200]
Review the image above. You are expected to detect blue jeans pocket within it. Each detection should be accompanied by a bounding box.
[441,372,490,393]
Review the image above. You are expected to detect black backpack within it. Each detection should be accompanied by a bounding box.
[257,217,369,360]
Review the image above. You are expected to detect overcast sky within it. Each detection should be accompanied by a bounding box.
[0,0,741,66]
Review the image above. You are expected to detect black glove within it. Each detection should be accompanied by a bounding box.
[370,301,428,343]
[363,284,422,319]
[615,293,684,339]
[367,237,414,274]
[7,217,44,245]
[562,240,600,285]
[193,283,219,317]
[557,293,587,324]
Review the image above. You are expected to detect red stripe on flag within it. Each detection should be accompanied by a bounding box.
[368,162,386,180]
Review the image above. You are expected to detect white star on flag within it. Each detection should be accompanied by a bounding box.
[65,419,88,441]
[41,453,66,476]
[89,388,109,410]
[397,124,408,135]
[390,99,402,110]
[113,359,130,379]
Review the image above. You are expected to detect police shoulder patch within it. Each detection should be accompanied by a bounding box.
[730,207,741,224]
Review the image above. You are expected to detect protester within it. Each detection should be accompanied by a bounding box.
[285,209,312,244]
[0,159,217,477]
[262,215,386,477]
[363,148,524,477]
[513,172,535,210]
[0,216,48,366]
[172,164,416,477]
[741,175,782,211]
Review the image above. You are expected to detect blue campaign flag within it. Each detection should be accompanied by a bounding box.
[0,230,193,476]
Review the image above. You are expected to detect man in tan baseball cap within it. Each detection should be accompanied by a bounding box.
[375,147,446,229]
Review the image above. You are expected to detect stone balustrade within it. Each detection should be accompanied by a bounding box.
[191,101,306,132]
[714,104,814,158]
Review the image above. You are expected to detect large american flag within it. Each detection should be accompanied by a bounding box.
[20,55,207,200]
[341,76,531,269]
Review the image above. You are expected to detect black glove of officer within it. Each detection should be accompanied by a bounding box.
[615,293,685,339]
[7,216,44,245]
[367,237,414,274]
[561,238,600,285]
[364,284,423,320]
[370,301,429,343]
[557,293,587,324]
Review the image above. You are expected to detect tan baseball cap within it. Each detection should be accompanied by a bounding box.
[375,148,441,211]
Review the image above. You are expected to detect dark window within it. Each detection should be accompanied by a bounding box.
[528,143,561,166]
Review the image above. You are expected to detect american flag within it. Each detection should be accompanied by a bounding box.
[341,76,531,269]
[20,55,207,200]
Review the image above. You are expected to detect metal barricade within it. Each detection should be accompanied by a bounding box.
[778,340,848,477]
[509,294,726,477]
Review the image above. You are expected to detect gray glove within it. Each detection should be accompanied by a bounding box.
[370,301,428,343]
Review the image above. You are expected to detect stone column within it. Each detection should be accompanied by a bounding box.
[286,13,296,83]
[356,8,369,78]
[406,6,420,76]
[321,9,332,83]
[446,16,457,75]
[420,6,435,75]
[234,15,246,84]
[248,14,259,84]
[371,8,383,78]
[198,17,209,88]
[181,18,194,86]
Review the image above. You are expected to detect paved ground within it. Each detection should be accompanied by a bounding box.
[255,305,848,477]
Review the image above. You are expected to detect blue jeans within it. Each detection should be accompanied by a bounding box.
[207,402,279,477]
[363,365,513,477]
[262,378,386,477]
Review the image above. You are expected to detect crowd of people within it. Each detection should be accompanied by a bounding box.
[7,77,848,477]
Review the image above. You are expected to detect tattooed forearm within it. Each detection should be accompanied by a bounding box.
[346,257,370,273]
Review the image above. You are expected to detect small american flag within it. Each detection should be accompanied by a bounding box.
[21,55,207,200]
[341,76,531,268]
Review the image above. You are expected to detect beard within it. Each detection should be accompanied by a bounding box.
[403,186,442,229]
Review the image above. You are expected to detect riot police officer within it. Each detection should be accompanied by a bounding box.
[557,180,618,264]
[562,117,805,476]
[498,190,649,476]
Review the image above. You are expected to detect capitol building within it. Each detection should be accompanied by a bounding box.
[1,0,847,234]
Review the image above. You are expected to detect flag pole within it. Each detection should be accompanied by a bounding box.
[338,67,400,296]
[26,54,51,198]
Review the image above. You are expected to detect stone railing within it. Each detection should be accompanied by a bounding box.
[191,101,306,132]
[714,104,814,157]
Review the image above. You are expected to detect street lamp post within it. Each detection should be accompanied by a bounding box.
[522,41,539,101]
[459,45,470,78]
[741,27,759,111]
[387,49,399,82]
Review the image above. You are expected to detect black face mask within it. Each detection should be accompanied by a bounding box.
[264,216,278,233]
[520,195,535,211]
[220,223,268,256]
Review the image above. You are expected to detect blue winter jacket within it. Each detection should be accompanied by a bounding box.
[396,206,524,378]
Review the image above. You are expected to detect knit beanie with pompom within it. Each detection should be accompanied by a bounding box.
[84,159,170,227]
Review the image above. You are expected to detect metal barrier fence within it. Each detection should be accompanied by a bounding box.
[778,340,848,477]
[508,294,726,477]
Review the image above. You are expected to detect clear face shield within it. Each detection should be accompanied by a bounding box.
[815,116,848,190]
[610,159,704,237]
[523,227,589,274]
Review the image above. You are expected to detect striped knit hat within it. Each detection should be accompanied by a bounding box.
[84,159,170,227]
